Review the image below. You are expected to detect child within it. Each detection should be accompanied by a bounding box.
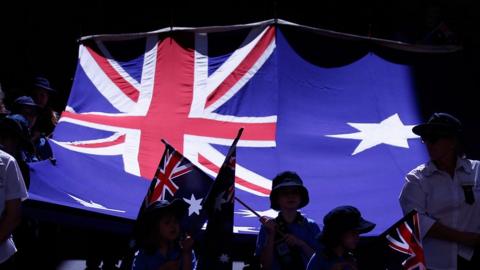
[307,206,375,270]
[255,171,321,270]
[132,199,195,270]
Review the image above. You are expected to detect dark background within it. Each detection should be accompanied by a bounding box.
[1,0,479,268]
[1,0,479,95]
[1,0,479,156]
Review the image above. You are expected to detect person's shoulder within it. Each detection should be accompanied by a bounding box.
[467,159,480,167]
[304,216,320,226]
[406,162,430,180]
[308,247,332,270]
[0,149,15,164]
[463,159,480,173]
[300,215,321,233]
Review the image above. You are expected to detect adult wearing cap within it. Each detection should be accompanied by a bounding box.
[133,199,195,270]
[307,205,375,270]
[255,171,321,270]
[399,113,480,270]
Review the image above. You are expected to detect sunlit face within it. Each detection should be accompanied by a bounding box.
[341,230,360,250]
[155,214,180,242]
[276,187,302,211]
[422,135,456,161]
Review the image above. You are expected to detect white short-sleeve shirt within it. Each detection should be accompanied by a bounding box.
[0,150,28,263]
[399,158,480,270]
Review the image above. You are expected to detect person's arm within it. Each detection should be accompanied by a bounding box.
[0,155,27,243]
[0,198,22,242]
[399,173,480,246]
[180,235,194,270]
[259,216,277,270]
[283,234,315,257]
[427,222,480,247]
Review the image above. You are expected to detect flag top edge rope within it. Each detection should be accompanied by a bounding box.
[78,18,462,53]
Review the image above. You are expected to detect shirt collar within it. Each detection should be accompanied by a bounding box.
[423,158,473,177]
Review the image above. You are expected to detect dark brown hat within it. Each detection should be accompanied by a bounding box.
[412,113,462,137]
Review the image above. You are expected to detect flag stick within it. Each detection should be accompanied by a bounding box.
[234,196,262,218]
[235,196,286,237]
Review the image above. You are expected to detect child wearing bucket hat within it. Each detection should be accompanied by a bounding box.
[400,112,480,269]
[132,199,195,270]
[30,76,59,138]
[255,171,321,270]
[307,205,375,270]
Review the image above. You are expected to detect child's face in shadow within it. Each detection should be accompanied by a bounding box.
[155,214,180,242]
[341,230,360,250]
[276,187,301,211]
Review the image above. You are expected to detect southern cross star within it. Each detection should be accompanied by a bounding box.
[325,113,419,155]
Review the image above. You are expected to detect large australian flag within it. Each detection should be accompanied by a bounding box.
[28,21,434,235]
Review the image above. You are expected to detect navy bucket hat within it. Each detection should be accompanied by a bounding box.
[33,76,56,93]
[323,205,376,235]
[141,199,188,221]
[269,171,309,211]
[14,96,38,107]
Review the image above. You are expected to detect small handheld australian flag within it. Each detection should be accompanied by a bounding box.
[382,210,426,270]
[197,128,243,270]
[139,140,214,234]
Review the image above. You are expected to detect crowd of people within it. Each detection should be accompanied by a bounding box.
[0,77,58,185]
[0,76,61,269]
[1,76,480,270]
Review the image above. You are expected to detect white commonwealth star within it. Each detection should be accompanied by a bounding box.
[219,253,230,263]
[183,194,203,216]
[325,113,419,155]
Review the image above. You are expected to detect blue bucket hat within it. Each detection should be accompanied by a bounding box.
[33,76,56,92]
[14,96,39,107]
[269,171,309,210]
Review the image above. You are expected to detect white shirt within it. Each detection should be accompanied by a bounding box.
[0,150,28,263]
[399,158,480,270]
